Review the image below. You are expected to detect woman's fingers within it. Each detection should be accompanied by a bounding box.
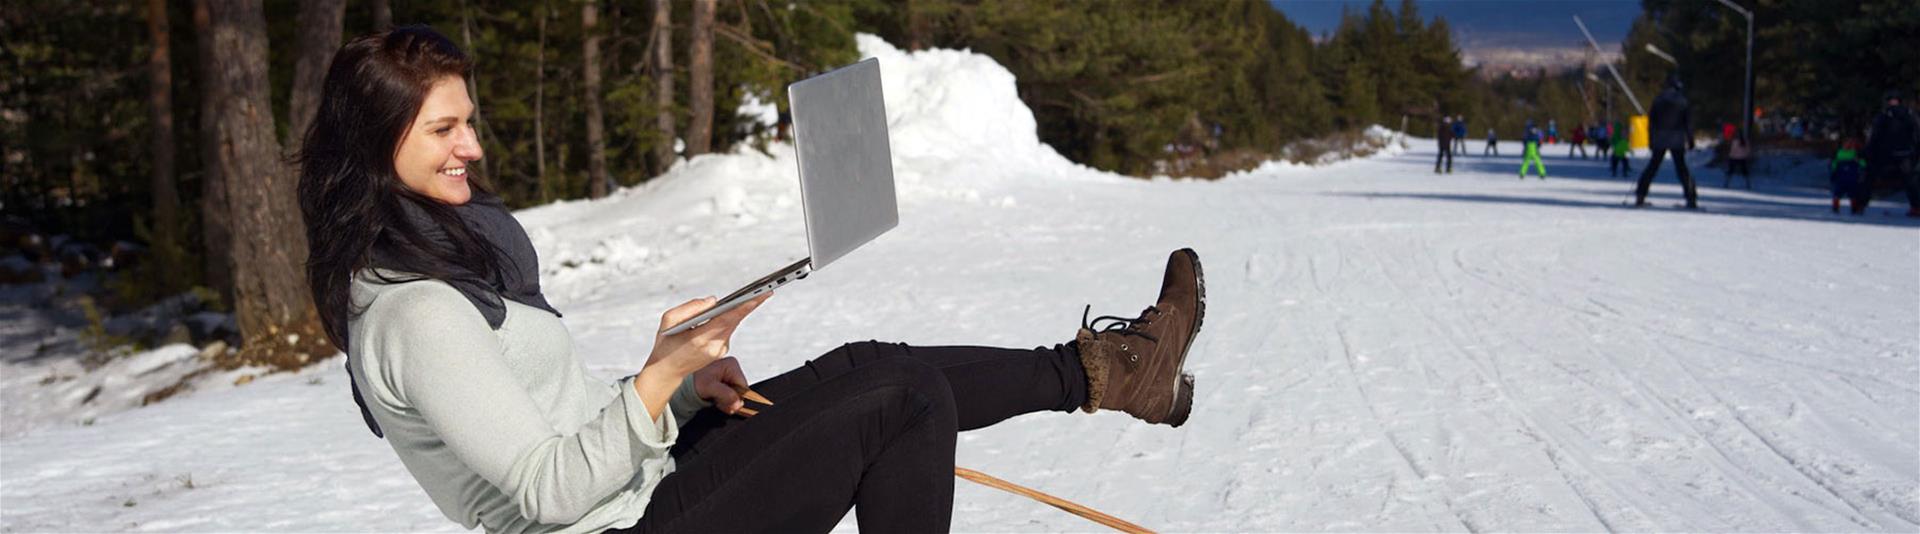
[711,385,742,414]
[658,297,718,332]
[719,293,774,331]
[719,357,750,390]
[707,358,745,413]
[665,292,771,339]
[652,293,771,377]
[692,292,772,339]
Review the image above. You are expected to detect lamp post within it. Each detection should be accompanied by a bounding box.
[1643,43,1679,66]
[1713,0,1755,144]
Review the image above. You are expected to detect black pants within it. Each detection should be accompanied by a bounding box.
[1908,163,1920,211]
[1854,162,1918,214]
[1484,140,1498,156]
[609,341,1089,533]
[1724,158,1751,188]
[1435,143,1453,173]
[1636,147,1698,207]
[1724,159,1750,176]
[1609,153,1632,177]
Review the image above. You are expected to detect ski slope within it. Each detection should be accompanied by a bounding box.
[4,35,1917,532]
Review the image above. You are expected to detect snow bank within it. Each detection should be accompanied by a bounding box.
[854,34,1113,185]
[1223,125,1414,179]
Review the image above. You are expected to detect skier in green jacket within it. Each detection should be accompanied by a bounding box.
[1830,139,1865,213]
[1609,121,1633,177]
[1520,121,1547,179]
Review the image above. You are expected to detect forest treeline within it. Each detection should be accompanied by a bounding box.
[1,0,1914,363]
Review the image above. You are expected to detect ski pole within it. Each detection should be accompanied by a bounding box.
[734,387,1155,533]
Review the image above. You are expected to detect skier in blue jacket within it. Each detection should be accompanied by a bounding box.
[1452,116,1468,153]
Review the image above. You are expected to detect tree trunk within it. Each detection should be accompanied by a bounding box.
[905,0,923,51]
[371,0,391,30]
[535,0,547,199]
[650,0,675,174]
[289,0,346,151]
[582,0,610,198]
[606,3,622,92]
[458,0,495,182]
[147,0,181,247]
[686,0,715,157]
[200,0,314,351]
[192,0,233,302]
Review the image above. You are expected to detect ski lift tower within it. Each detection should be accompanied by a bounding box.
[1573,15,1642,115]
[1713,0,1756,144]
[1588,72,1614,125]
[1575,15,1648,148]
[1578,45,1599,123]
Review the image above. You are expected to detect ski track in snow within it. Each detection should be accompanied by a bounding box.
[5,35,1919,532]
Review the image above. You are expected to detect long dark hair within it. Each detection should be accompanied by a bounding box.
[298,26,505,349]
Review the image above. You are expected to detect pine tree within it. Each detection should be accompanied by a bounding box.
[686,0,715,156]
[196,0,317,359]
[288,0,344,150]
[582,0,609,198]
[648,0,674,175]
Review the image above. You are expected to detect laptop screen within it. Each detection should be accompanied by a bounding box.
[788,58,898,270]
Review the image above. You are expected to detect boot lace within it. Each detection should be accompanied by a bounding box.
[1081,305,1160,342]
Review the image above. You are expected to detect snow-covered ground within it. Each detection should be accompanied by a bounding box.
[4,35,1918,532]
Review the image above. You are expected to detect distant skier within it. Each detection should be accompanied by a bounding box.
[1436,115,1455,174]
[1857,89,1919,216]
[1609,120,1633,177]
[1519,121,1547,179]
[1634,73,1699,209]
[1452,116,1469,154]
[1830,139,1864,213]
[1485,127,1499,156]
[1546,119,1559,144]
[1590,123,1609,159]
[1568,123,1588,159]
[1723,135,1752,189]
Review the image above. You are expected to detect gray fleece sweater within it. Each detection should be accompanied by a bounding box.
[347,272,706,533]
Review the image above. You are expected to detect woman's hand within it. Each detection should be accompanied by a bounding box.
[646,293,772,377]
[691,357,752,414]
[632,294,771,423]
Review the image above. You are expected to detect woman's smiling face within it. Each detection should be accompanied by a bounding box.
[393,76,482,205]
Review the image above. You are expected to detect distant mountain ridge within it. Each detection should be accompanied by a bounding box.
[1462,46,1624,78]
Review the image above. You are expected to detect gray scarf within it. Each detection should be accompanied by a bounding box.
[384,191,561,327]
[351,191,561,437]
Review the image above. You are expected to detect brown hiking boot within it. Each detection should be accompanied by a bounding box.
[1077,248,1204,427]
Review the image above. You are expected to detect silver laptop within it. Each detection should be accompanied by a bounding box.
[662,58,897,335]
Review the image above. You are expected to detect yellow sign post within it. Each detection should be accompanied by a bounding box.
[1630,115,1650,150]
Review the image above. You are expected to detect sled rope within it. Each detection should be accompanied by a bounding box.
[736,388,1154,533]
[951,467,1153,533]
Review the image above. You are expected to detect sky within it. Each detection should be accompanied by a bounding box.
[1267,0,1644,50]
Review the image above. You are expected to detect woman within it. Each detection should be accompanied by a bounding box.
[298,27,1203,534]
